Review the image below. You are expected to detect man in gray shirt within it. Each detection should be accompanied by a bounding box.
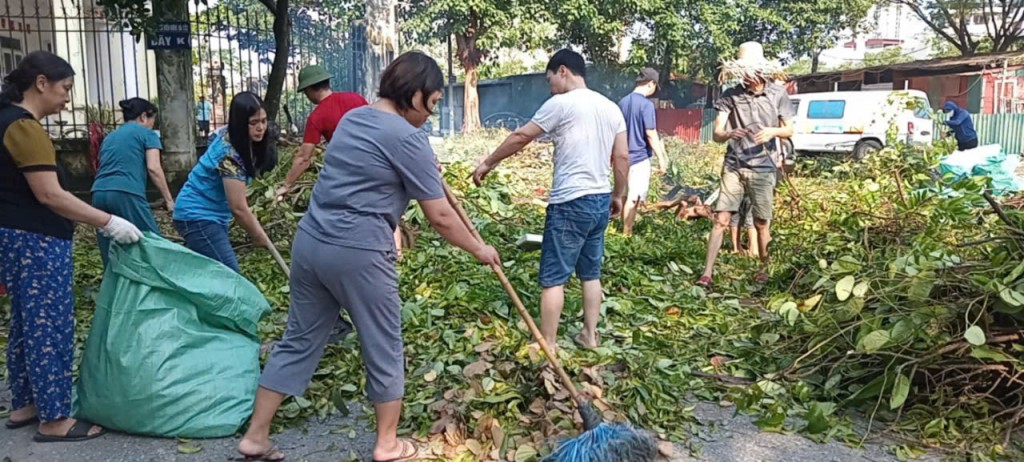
[697,42,794,287]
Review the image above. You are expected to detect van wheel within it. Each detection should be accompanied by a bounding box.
[853,140,883,160]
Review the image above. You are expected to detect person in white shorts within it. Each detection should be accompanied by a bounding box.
[618,67,667,235]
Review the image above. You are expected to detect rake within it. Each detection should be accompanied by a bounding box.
[442,182,656,462]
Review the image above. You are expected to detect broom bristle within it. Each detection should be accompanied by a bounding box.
[543,422,658,462]
[543,402,657,462]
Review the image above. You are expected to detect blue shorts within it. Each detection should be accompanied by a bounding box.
[538,193,610,288]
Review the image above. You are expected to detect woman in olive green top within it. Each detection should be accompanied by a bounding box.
[0,51,142,443]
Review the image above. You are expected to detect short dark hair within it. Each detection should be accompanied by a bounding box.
[0,51,75,108]
[378,51,444,112]
[546,49,586,78]
[308,79,331,92]
[119,97,157,121]
[227,91,277,178]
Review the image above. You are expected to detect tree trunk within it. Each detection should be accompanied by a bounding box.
[462,65,481,132]
[263,0,290,122]
[456,33,482,133]
[658,46,673,107]
[811,51,820,74]
[362,0,398,100]
[153,0,195,189]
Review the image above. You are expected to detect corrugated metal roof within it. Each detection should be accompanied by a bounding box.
[793,50,1024,80]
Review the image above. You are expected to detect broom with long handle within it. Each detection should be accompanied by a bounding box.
[256,221,291,278]
[266,242,290,278]
[442,182,656,462]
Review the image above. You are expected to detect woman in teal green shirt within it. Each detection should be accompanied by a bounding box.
[91,98,175,265]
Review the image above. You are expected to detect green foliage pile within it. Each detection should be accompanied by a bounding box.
[4,130,1024,461]
[242,130,1024,460]
[730,147,1024,460]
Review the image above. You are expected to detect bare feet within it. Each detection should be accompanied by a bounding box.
[237,436,285,461]
[528,341,557,356]
[573,331,599,350]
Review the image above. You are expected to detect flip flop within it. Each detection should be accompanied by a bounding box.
[32,419,105,443]
[695,276,712,288]
[235,446,285,462]
[754,272,770,284]
[5,415,38,429]
[373,438,419,462]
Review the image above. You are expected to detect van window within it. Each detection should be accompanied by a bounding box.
[789,98,800,116]
[807,100,845,119]
[912,97,930,118]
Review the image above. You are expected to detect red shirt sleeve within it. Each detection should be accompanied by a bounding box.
[344,93,369,110]
[303,106,324,144]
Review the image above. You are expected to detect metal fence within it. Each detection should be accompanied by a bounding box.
[1,0,141,138]
[970,113,1024,155]
[192,1,363,136]
[0,0,360,139]
[699,110,715,143]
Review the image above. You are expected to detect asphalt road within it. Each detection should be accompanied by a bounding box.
[1,384,942,462]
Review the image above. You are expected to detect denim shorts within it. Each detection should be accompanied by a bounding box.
[539,193,610,288]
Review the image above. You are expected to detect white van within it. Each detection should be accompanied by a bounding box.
[788,90,934,159]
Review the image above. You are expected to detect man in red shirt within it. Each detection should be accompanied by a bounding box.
[275,65,368,200]
[275,65,370,344]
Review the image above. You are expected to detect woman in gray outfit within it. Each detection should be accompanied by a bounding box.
[237,52,500,462]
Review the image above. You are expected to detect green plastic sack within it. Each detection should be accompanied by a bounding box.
[75,233,270,437]
[973,154,1022,194]
[939,144,1003,180]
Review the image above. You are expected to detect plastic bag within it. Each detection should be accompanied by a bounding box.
[973,154,1022,194]
[75,233,270,437]
[939,144,1002,179]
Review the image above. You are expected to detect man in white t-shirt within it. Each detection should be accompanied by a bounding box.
[472,49,628,351]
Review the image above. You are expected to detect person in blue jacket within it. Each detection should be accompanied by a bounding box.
[943,101,978,151]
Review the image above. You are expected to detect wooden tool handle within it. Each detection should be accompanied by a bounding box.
[266,242,291,278]
[442,182,582,404]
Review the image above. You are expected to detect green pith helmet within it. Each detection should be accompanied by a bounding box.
[297,65,331,91]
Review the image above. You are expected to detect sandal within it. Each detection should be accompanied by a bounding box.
[235,447,285,462]
[32,419,106,443]
[5,415,38,429]
[373,438,419,462]
[754,272,770,284]
[695,276,712,287]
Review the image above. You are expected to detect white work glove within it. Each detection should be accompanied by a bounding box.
[101,215,144,244]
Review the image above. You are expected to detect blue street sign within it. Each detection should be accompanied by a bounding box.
[146,21,191,50]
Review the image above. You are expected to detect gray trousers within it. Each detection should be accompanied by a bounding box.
[259,228,404,403]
